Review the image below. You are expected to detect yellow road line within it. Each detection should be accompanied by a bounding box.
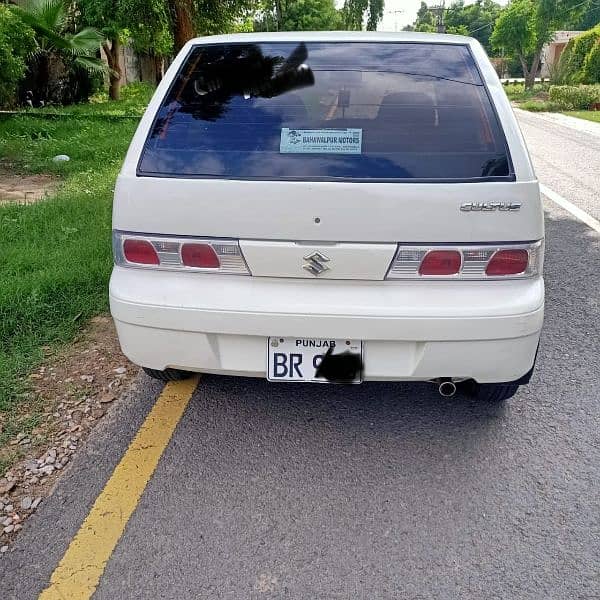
[39,376,199,600]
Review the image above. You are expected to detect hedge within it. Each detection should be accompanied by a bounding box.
[583,41,600,86]
[557,25,600,84]
[548,84,600,109]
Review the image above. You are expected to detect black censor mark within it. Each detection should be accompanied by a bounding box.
[314,346,363,383]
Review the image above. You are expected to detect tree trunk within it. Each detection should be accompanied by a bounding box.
[521,50,542,90]
[103,38,122,101]
[154,55,164,85]
[530,50,542,86]
[37,53,50,103]
[172,0,195,53]
[274,0,283,30]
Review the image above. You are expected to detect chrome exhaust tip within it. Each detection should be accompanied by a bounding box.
[438,380,457,397]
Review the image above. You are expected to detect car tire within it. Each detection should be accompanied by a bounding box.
[142,367,194,382]
[461,379,520,402]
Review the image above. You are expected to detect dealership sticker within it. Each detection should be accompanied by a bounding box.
[280,128,362,154]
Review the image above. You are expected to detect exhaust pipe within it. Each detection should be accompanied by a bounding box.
[438,379,457,397]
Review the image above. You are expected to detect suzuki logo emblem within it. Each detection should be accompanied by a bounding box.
[303,251,330,276]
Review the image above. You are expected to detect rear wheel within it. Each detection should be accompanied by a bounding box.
[460,379,520,402]
[142,367,194,382]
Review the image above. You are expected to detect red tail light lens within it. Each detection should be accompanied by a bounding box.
[123,239,159,265]
[419,250,462,275]
[181,243,220,268]
[485,249,529,276]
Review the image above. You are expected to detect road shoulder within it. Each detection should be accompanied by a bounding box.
[0,375,165,600]
[513,107,600,138]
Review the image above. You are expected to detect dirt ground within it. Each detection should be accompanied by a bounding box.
[0,173,58,205]
[0,316,138,551]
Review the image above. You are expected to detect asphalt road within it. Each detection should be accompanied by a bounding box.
[515,108,600,221]
[1,110,599,599]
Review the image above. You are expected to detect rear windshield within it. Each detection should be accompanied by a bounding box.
[139,42,513,181]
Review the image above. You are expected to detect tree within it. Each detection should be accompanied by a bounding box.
[80,0,250,98]
[445,0,502,52]
[168,0,255,53]
[414,1,435,30]
[568,0,600,30]
[79,0,172,100]
[342,0,384,31]
[256,0,343,31]
[491,0,592,89]
[491,0,536,86]
[10,0,105,102]
[410,1,502,51]
[413,1,435,31]
[0,5,35,106]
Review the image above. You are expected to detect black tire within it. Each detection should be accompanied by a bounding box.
[142,367,194,382]
[460,379,520,402]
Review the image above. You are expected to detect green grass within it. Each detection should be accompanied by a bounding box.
[502,83,564,112]
[565,110,600,123]
[0,83,153,420]
[505,83,600,116]
[518,100,562,112]
[23,81,153,119]
[503,83,550,103]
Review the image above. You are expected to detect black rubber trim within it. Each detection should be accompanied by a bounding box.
[512,342,540,385]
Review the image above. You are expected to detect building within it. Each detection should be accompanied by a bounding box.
[541,31,584,77]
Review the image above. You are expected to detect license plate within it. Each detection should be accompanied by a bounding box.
[267,337,363,383]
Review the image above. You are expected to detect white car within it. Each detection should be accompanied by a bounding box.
[110,31,544,402]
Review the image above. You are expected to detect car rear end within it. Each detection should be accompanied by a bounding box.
[110,32,544,395]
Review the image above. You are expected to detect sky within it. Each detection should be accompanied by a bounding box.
[376,0,509,32]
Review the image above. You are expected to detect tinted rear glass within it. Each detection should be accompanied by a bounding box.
[139,42,512,181]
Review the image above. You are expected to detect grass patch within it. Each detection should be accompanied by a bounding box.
[0,83,152,419]
[503,82,550,103]
[518,100,562,112]
[564,110,600,123]
[20,82,154,119]
[503,83,561,112]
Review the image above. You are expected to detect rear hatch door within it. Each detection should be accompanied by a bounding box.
[117,39,541,280]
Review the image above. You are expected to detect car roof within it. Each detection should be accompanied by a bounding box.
[186,31,477,47]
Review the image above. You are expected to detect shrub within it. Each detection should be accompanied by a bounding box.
[559,25,600,84]
[503,82,549,102]
[549,53,574,85]
[0,6,35,107]
[557,37,579,84]
[582,40,600,84]
[548,84,600,109]
[519,100,562,112]
[503,83,525,100]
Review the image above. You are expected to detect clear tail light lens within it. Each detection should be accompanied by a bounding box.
[113,231,249,275]
[387,240,543,280]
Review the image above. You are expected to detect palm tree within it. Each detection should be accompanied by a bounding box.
[10,0,106,103]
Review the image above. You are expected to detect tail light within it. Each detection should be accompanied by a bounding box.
[113,231,249,275]
[181,243,220,268]
[418,250,462,275]
[485,249,529,276]
[123,239,159,265]
[387,241,543,280]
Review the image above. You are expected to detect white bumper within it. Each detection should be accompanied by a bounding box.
[109,267,544,383]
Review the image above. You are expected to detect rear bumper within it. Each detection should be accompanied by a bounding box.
[109,267,544,383]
